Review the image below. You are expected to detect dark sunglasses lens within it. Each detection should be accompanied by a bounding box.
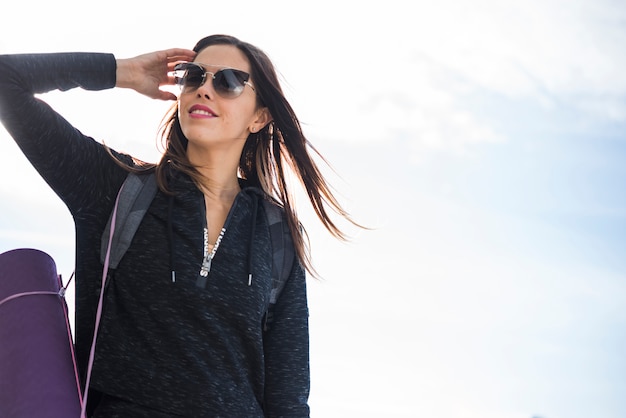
[214,69,247,98]
[183,65,205,90]
[174,64,250,97]
[174,63,204,91]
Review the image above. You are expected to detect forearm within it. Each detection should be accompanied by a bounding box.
[0,53,116,95]
[0,52,116,147]
[0,52,125,210]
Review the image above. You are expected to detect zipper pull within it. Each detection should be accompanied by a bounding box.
[196,258,211,288]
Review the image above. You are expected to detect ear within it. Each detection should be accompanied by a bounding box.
[249,107,272,133]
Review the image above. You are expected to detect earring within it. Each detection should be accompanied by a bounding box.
[250,127,256,133]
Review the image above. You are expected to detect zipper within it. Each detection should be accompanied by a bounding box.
[195,193,241,288]
[196,226,225,288]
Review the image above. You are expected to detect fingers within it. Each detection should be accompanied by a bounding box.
[162,49,195,80]
[163,48,196,62]
[166,61,183,71]
[118,48,193,100]
[155,89,178,101]
[164,73,178,86]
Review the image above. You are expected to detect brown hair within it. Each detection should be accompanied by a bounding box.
[145,35,360,275]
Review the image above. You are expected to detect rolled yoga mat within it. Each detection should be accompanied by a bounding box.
[0,248,81,417]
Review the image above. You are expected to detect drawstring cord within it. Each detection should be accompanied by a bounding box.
[165,188,260,289]
[168,195,176,283]
[247,196,258,286]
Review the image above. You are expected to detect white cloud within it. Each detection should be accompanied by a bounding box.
[301,52,503,163]
[407,0,626,123]
[282,0,626,163]
[410,0,626,95]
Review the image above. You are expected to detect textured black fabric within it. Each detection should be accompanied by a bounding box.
[0,53,310,417]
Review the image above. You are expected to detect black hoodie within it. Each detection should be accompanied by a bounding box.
[0,53,310,417]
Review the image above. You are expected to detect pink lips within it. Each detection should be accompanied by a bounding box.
[188,104,217,119]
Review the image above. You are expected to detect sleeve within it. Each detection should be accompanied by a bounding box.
[0,53,127,214]
[263,260,311,418]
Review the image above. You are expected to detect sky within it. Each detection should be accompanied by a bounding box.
[1,1,625,417]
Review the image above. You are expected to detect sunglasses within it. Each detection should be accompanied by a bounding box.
[173,62,256,99]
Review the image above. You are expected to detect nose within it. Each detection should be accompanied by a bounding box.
[195,76,215,100]
[196,89,212,100]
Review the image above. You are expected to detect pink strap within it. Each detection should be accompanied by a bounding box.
[61,272,83,407]
[80,183,124,418]
[0,184,124,417]
[0,290,60,306]
[0,271,74,307]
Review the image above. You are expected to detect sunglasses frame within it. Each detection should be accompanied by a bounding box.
[173,62,256,98]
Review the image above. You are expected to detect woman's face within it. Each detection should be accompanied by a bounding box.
[178,44,267,154]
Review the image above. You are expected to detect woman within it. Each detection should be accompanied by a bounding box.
[0,35,357,417]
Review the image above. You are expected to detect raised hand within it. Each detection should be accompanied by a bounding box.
[116,48,196,100]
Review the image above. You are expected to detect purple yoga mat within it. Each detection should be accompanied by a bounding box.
[0,248,81,417]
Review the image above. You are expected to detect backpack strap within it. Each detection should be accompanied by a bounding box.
[262,199,296,330]
[100,172,158,269]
